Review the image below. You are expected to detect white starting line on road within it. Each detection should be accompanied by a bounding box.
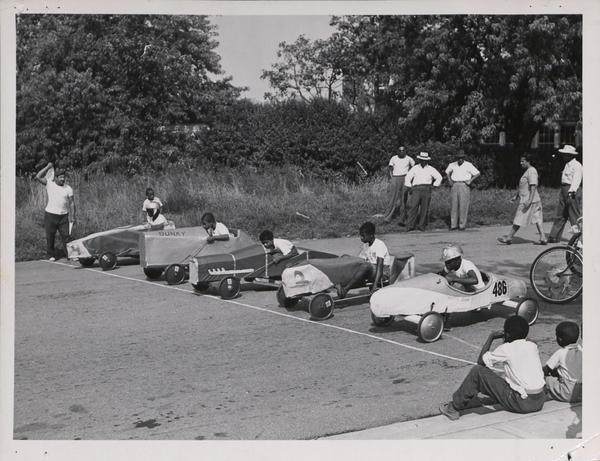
[46,260,478,366]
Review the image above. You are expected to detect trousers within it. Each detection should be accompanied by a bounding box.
[383,175,408,223]
[44,211,70,258]
[450,182,471,229]
[549,185,582,241]
[406,185,432,231]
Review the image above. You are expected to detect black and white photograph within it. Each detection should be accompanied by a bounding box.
[1,1,599,460]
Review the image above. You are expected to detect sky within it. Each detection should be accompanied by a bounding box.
[210,15,336,101]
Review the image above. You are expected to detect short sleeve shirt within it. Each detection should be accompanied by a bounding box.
[454,258,485,290]
[359,238,391,266]
[546,344,582,383]
[405,164,443,187]
[445,161,480,182]
[389,155,415,176]
[45,180,74,215]
[518,167,541,203]
[147,213,168,226]
[142,197,163,211]
[213,222,230,236]
[482,339,545,398]
[273,238,294,256]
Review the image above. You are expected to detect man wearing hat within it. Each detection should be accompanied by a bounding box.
[547,145,582,243]
[404,152,443,231]
[445,150,480,230]
[383,145,414,224]
[35,162,76,261]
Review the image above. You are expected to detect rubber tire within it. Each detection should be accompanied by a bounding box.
[192,282,211,293]
[98,251,117,271]
[165,264,186,285]
[417,312,444,343]
[529,245,582,304]
[276,285,299,308]
[566,233,582,276]
[308,293,334,321]
[143,267,164,280]
[371,312,394,327]
[218,277,241,300]
[516,298,539,325]
[79,258,95,268]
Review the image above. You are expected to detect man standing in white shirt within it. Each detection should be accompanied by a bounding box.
[404,152,443,231]
[35,162,76,261]
[548,145,582,243]
[383,146,414,225]
[445,150,480,230]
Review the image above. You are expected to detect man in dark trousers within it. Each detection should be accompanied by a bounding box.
[404,152,442,231]
[35,162,76,261]
[548,145,582,243]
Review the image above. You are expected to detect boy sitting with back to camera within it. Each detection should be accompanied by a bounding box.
[336,221,409,299]
[439,244,485,292]
[544,321,582,403]
[259,230,299,264]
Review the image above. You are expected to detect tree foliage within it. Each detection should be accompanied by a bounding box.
[16,14,241,174]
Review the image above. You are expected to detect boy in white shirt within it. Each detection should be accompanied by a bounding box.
[337,221,407,298]
[142,187,163,216]
[440,315,546,420]
[259,230,299,264]
[201,212,231,243]
[439,244,485,292]
[544,321,582,403]
[383,146,414,224]
[145,202,168,230]
[35,162,76,261]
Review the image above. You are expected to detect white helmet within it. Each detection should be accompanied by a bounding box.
[441,244,463,262]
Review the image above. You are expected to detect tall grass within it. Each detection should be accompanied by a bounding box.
[15,167,559,261]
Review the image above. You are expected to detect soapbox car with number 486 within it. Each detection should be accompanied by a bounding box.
[369,271,539,342]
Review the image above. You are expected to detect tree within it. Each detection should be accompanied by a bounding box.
[16,14,242,174]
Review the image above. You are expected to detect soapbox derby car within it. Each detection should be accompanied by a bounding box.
[189,244,338,299]
[67,221,175,270]
[276,253,416,320]
[139,228,258,284]
[369,271,539,343]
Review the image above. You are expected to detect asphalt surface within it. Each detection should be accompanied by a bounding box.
[13,223,582,440]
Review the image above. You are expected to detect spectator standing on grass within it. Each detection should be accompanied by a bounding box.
[547,145,582,243]
[543,321,582,403]
[498,154,547,245]
[445,150,480,230]
[382,146,414,225]
[34,162,76,261]
[404,152,442,232]
[439,315,545,421]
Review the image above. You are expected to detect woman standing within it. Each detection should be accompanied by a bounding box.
[498,154,547,245]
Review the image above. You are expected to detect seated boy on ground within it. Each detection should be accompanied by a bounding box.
[201,212,230,243]
[336,221,406,298]
[142,187,163,217]
[259,230,299,264]
[440,315,545,421]
[439,244,485,292]
[543,321,582,403]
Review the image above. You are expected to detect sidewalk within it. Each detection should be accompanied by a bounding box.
[322,400,581,439]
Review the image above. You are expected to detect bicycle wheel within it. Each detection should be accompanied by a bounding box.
[530,245,582,304]
[567,233,582,276]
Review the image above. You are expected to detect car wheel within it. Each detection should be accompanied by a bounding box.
[98,251,117,271]
[516,298,539,325]
[192,281,211,292]
[371,312,394,327]
[308,293,334,321]
[417,312,444,343]
[218,277,241,300]
[79,258,95,268]
[143,267,164,280]
[276,285,299,308]
[165,264,186,285]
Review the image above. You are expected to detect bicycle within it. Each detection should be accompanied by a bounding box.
[529,242,582,304]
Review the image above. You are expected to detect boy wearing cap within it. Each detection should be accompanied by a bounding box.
[445,151,480,230]
[548,145,582,242]
[404,152,443,231]
[383,146,414,225]
[35,162,76,261]
[439,244,484,292]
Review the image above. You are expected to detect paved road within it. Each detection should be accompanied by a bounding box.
[13,223,581,440]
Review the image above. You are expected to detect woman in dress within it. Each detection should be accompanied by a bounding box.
[498,154,547,245]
